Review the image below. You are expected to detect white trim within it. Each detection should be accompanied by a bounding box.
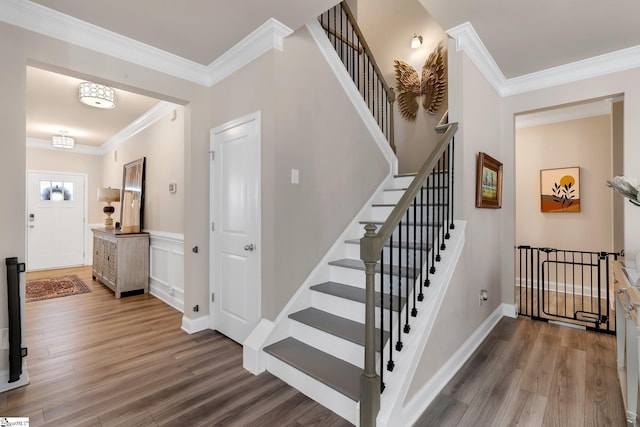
[447,21,640,97]
[101,101,178,153]
[306,20,398,175]
[377,220,466,427]
[207,18,293,87]
[0,365,29,393]
[447,22,507,96]
[243,174,395,373]
[181,315,210,334]
[398,303,509,427]
[1,0,291,87]
[243,319,275,374]
[148,230,185,312]
[515,99,612,129]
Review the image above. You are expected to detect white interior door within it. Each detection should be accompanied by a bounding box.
[210,112,261,344]
[27,171,86,271]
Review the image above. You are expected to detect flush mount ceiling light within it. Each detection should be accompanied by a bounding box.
[411,34,423,49]
[52,131,75,149]
[79,81,116,109]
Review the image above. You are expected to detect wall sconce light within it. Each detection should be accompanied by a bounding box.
[97,187,121,229]
[411,34,423,49]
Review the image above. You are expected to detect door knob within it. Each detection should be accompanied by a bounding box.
[244,244,255,251]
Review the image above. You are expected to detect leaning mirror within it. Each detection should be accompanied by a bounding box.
[120,157,146,233]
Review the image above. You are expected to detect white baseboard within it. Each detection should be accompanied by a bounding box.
[0,365,29,393]
[181,315,210,334]
[400,303,509,427]
[243,319,275,374]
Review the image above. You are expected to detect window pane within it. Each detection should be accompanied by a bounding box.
[63,182,74,201]
[51,182,63,201]
[40,181,51,201]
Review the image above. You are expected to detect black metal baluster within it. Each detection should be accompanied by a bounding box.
[396,222,403,351]
[419,182,426,299]
[380,249,385,390]
[445,144,451,239]
[450,137,456,231]
[429,169,436,275]
[412,195,418,317]
[404,210,411,333]
[387,236,394,372]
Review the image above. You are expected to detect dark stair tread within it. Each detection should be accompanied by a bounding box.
[264,337,360,401]
[329,258,420,279]
[344,238,430,251]
[289,307,389,348]
[310,281,406,311]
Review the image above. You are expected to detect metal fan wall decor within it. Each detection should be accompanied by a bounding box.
[393,42,447,121]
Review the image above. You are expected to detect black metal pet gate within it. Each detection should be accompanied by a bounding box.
[516,246,618,334]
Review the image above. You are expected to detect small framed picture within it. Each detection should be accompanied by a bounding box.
[476,152,503,209]
[540,166,580,212]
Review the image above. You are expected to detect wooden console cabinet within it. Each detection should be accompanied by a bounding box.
[611,258,640,427]
[92,228,149,298]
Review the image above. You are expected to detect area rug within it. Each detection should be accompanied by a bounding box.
[26,275,91,303]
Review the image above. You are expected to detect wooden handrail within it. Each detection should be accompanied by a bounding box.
[361,122,458,259]
[340,1,394,104]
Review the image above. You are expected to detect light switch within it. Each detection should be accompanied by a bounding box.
[291,169,299,184]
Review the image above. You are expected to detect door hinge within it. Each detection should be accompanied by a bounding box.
[211,292,215,303]
[211,222,214,232]
[210,151,215,161]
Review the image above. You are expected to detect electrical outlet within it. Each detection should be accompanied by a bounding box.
[169,288,176,297]
[479,289,488,306]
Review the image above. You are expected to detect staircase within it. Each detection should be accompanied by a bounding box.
[262,174,438,424]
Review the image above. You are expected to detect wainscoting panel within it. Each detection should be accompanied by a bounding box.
[148,230,184,312]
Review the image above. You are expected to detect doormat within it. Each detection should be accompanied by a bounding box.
[26,275,91,303]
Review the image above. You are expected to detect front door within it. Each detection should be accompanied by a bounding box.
[27,171,86,271]
[209,112,261,344]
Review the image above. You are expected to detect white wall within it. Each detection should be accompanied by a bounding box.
[209,26,390,320]
[356,0,448,173]
[515,115,613,252]
[406,40,505,400]
[101,107,185,234]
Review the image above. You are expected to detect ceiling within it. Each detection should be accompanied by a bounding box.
[27,67,160,148]
[24,0,640,148]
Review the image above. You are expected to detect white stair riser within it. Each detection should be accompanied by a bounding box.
[264,354,358,424]
[391,173,449,190]
[345,242,430,263]
[371,204,450,222]
[382,188,448,204]
[311,291,399,329]
[290,320,364,369]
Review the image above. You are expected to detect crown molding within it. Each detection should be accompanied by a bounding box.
[1,0,292,88]
[207,18,293,86]
[448,21,640,97]
[26,137,102,155]
[515,99,612,129]
[101,101,178,153]
[447,22,507,96]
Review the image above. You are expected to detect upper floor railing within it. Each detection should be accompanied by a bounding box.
[318,2,396,152]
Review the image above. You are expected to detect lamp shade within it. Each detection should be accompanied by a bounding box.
[97,187,121,203]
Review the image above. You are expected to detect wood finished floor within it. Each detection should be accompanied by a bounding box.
[414,316,626,427]
[5,267,626,426]
[4,266,351,426]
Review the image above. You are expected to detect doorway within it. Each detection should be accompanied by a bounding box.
[26,171,86,271]
[209,112,262,344]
